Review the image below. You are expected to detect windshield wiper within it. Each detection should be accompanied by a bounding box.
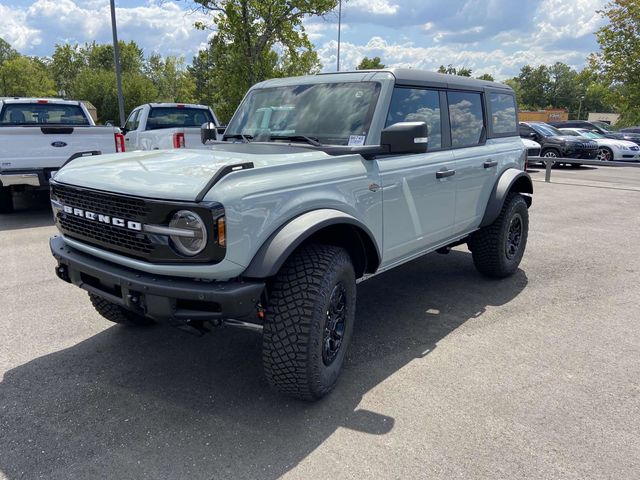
[269,135,322,146]
[223,133,253,142]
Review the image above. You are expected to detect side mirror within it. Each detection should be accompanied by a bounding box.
[380,122,428,154]
[216,125,227,136]
[201,122,218,144]
[528,132,537,139]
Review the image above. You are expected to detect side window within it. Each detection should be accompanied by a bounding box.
[124,109,140,131]
[448,91,484,148]
[386,87,442,149]
[489,93,517,134]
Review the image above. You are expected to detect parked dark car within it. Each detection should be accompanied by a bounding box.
[620,126,640,134]
[519,122,598,165]
[548,120,640,146]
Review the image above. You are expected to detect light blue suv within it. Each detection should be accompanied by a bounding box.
[50,69,532,400]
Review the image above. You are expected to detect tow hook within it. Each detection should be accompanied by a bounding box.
[55,264,71,283]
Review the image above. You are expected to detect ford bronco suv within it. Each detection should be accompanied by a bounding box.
[49,70,532,400]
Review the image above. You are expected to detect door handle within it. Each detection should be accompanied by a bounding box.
[436,169,456,179]
[483,160,498,168]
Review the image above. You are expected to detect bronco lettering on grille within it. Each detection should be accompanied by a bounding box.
[62,205,143,231]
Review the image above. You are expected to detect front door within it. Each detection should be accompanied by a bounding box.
[377,87,456,267]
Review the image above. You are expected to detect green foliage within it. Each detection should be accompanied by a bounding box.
[437,64,472,77]
[476,73,495,81]
[593,0,640,126]
[356,56,385,70]
[0,56,57,97]
[146,54,196,103]
[191,0,337,122]
[0,37,19,66]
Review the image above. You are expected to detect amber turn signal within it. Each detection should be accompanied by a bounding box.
[217,216,226,247]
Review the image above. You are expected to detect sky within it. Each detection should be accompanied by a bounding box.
[0,0,607,79]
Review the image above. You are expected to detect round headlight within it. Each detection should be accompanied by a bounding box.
[169,210,208,256]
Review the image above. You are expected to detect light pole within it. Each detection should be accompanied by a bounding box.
[336,0,342,71]
[577,95,585,120]
[110,0,126,127]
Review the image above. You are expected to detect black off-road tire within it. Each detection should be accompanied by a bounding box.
[89,292,155,326]
[0,186,14,214]
[469,193,529,278]
[262,244,356,401]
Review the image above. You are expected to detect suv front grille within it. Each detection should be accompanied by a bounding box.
[59,214,153,254]
[51,182,226,264]
[52,183,151,222]
[580,142,598,150]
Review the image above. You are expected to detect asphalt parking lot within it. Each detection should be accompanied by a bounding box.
[1,166,639,480]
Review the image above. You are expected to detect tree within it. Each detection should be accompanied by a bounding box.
[50,44,85,97]
[356,56,385,70]
[593,0,640,125]
[0,56,56,97]
[476,73,494,81]
[146,54,196,103]
[0,37,19,66]
[191,0,337,122]
[437,64,472,77]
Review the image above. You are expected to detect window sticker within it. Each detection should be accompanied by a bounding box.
[348,135,366,146]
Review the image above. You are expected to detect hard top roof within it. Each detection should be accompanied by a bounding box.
[255,68,512,93]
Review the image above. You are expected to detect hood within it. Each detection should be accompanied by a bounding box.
[54,143,331,201]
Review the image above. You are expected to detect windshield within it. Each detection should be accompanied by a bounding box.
[0,103,89,126]
[576,130,602,139]
[225,82,382,145]
[146,107,213,130]
[530,123,563,137]
[591,121,615,132]
[560,129,580,136]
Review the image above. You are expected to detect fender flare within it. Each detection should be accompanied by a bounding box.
[243,209,381,279]
[480,169,533,227]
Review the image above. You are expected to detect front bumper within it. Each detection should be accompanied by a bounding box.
[50,235,265,323]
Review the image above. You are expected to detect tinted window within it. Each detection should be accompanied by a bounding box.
[124,109,140,131]
[385,88,442,149]
[489,93,517,134]
[226,82,381,146]
[0,103,89,126]
[146,107,214,130]
[448,92,484,147]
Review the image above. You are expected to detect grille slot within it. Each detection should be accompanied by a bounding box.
[52,184,151,222]
[59,214,153,255]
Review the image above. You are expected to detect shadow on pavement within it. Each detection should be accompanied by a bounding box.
[0,191,53,232]
[0,250,527,479]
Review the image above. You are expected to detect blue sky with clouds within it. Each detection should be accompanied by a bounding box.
[1,0,607,79]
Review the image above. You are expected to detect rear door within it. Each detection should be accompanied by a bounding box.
[377,87,456,266]
[448,90,496,234]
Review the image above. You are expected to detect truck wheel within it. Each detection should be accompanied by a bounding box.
[262,244,356,400]
[89,292,155,326]
[0,186,14,214]
[469,193,528,278]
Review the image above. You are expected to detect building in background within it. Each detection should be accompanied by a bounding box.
[518,109,568,123]
[587,112,620,125]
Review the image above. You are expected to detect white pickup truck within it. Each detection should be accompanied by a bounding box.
[122,103,220,151]
[0,98,124,213]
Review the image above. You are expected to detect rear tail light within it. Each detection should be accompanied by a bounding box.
[115,132,125,152]
[173,132,186,148]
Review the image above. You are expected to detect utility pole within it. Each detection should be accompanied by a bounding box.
[336,0,342,71]
[110,0,126,126]
[577,95,585,120]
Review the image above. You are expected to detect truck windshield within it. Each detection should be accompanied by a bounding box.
[146,107,214,130]
[0,103,90,126]
[225,82,382,145]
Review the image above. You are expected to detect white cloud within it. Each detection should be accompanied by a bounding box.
[1,0,212,59]
[0,4,41,50]
[346,0,399,16]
